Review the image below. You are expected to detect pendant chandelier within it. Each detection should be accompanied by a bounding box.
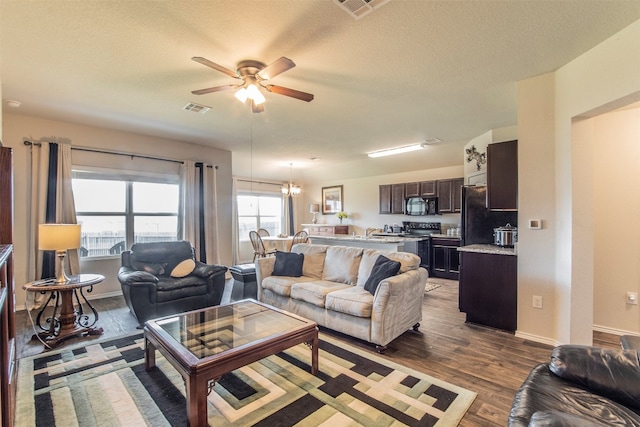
[282,163,301,197]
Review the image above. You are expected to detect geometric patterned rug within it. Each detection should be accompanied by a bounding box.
[16,332,476,426]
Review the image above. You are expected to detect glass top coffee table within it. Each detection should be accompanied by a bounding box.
[144,299,319,427]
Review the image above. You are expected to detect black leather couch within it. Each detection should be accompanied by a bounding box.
[509,345,640,426]
[118,241,227,326]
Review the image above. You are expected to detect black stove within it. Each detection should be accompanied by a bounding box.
[402,221,441,237]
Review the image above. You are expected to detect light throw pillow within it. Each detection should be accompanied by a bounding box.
[363,255,401,295]
[170,258,196,278]
[272,251,304,277]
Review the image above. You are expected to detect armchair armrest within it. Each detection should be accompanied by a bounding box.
[192,261,227,279]
[549,345,640,411]
[117,266,159,286]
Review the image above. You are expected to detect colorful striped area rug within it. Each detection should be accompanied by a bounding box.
[16,332,476,426]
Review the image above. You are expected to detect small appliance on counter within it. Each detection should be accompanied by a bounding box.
[493,223,518,247]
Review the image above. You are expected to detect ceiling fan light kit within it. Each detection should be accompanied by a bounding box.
[367,143,425,158]
[191,56,313,113]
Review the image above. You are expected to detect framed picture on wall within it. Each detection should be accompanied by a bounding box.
[322,185,343,214]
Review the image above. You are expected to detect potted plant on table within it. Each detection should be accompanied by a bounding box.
[336,211,348,224]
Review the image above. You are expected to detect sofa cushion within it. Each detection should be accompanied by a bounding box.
[325,286,374,318]
[292,243,327,279]
[261,275,315,297]
[322,246,363,285]
[357,249,421,287]
[290,280,351,308]
[272,251,304,277]
[364,255,401,295]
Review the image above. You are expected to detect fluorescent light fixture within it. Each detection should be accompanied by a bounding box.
[367,143,425,158]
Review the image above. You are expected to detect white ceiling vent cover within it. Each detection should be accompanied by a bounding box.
[334,0,391,20]
[183,103,211,114]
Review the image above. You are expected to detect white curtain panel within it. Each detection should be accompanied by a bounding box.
[56,143,80,276]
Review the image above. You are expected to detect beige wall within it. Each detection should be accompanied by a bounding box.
[517,19,640,345]
[3,113,233,309]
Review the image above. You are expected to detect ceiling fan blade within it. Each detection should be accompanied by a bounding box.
[258,57,295,80]
[265,84,314,102]
[252,100,265,113]
[192,57,240,79]
[191,84,239,95]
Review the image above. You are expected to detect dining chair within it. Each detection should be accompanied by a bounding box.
[249,230,276,262]
[289,230,309,251]
[257,228,270,237]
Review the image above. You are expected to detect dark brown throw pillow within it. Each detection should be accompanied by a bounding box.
[364,255,401,295]
[272,251,304,277]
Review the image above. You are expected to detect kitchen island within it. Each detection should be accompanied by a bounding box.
[457,243,517,332]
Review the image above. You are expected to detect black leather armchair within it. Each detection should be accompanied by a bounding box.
[509,345,640,426]
[118,241,227,326]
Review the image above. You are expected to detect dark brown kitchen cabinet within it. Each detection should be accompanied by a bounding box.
[420,181,437,197]
[405,182,419,197]
[379,184,392,214]
[379,184,405,214]
[487,140,518,211]
[431,237,460,280]
[436,178,464,213]
[459,251,517,332]
[391,184,405,214]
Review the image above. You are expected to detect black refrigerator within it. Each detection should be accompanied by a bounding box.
[461,186,517,246]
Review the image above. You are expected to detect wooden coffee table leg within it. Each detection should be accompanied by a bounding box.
[311,332,319,374]
[145,337,156,371]
[186,375,208,427]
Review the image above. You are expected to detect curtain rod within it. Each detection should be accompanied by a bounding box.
[72,146,184,165]
[24,141,225,169]
[237,178,283,186]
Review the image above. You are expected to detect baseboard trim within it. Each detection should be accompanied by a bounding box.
[514,330,558,347]
[593,324,639,337]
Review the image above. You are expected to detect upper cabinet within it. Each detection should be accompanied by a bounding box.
[487,140,518,211]
[437,178,464,213]
[405,182,420,197]
[420,181,437,197]
[379,184,405,214]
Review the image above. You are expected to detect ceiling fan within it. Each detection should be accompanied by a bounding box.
[191,56,314,113]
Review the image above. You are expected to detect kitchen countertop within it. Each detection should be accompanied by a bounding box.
[309,234,421,243]
[457,244,517,256]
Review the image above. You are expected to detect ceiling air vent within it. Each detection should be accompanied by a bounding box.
[334,0,391,20]
[423,137,443,145]
[183,103,211,114]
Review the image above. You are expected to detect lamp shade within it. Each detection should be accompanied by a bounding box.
[39,224,81,250]
[310,204,320,213]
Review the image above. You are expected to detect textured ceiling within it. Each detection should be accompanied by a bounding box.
[1,1,639,182]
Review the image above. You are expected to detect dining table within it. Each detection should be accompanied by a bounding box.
[261,236,294,252]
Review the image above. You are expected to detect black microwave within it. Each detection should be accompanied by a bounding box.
[405,197,438,216]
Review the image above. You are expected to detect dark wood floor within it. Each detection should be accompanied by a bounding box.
[15,279,618,426]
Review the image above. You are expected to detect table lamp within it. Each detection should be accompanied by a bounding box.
[39,224,81,284]
[309,204,320,224]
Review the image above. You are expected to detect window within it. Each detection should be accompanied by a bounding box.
[237,194,283,240]
[73,174,180,257]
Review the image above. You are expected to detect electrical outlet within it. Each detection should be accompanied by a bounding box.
[533,295,543,309]
[626,292,638,305]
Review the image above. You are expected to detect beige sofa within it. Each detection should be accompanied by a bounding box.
[255,243,428,351]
